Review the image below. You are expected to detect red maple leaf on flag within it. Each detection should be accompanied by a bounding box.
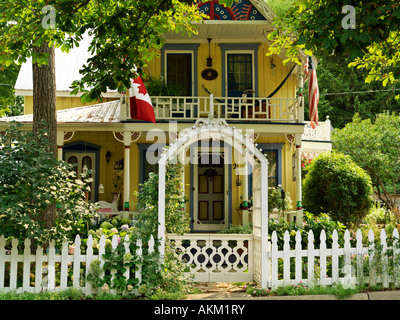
[129,76,156,124]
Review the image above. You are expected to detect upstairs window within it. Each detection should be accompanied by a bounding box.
[227,53,253,97]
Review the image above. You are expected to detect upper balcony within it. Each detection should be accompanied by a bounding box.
[121,94,304,124]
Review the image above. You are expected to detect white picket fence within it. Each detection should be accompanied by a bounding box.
[1,228,400,295]
[270,228,400,289]
[0,234,154,294]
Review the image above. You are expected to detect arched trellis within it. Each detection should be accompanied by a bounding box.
[157,96,270,288]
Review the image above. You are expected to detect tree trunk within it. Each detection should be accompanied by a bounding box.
[32,41,57,229]
[32,42,57,156]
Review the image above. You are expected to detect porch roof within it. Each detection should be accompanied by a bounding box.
[0,100,121,124]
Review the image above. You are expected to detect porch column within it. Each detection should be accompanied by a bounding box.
[56,131,64,160]
[295,134,303,227]
[158,160,166,258]
[260,159,269,289]
[242,149,250,227]
[123,132,131,211]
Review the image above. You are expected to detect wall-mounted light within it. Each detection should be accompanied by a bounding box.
[98,184,104,194]
[207,38,213,67]
[270,57,276,69]
[106,151,111,163]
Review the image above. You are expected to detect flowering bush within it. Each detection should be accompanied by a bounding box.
[0,123,97,246]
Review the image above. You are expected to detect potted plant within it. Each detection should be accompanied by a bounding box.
[145,77,184,97]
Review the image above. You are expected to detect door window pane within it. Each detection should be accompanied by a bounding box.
[265,150,278,187]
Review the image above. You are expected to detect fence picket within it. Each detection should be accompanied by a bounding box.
[356,229,364,285]
[73,235,81,289]
[368,229,376,286]
[307,230,315,287]
[60,240,69,290]
[393,229,400,288]
[283,231,290,283]
[110,235,119,294]
[295,231,302,283]
[319,230,327,285]
[135,239,143,292]
[271,231,278,289]
[10,238,18,290]
[343,230,351,286]
[331,230,339,283]
[34,246,43,292]
[0,236,5,288]
[48,241,56,291]
[98,235,106,285]
[22,238,31,292]
[123,235,130,283]
[85,235,94,295]
[380,229,389,288]
[148,236,155,254]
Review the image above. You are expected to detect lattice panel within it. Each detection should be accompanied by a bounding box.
[168,234,253,282]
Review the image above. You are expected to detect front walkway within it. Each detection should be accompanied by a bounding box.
[184,285,400,300]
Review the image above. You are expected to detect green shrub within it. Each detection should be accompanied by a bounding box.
[302,152,373,228]
[269,211,346,250]
[0,123,97,246]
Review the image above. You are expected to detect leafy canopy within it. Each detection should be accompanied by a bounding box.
[332,113,400,212]
[266,1,400,90]
[0,0,207,102]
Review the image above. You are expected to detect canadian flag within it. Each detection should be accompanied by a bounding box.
[129,76,156,124]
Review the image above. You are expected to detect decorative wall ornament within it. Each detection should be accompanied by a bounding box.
[195,0,266,21]
[63,131,75,142]
[201,68,218,80]
[113,132,142,143]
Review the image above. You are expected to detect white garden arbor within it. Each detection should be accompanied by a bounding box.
[157,96,270,288]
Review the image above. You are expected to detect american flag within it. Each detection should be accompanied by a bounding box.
[305,56,319,129]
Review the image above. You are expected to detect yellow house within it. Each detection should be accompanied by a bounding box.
[2,0,331,232]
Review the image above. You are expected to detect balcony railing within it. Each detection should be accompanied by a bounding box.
[144,95,303,122]
[302,118,332,142]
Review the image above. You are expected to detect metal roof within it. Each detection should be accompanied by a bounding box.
[0,100,121,124]
[14,34,118,97]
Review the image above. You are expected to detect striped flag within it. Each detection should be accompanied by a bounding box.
[305,56,319,129]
